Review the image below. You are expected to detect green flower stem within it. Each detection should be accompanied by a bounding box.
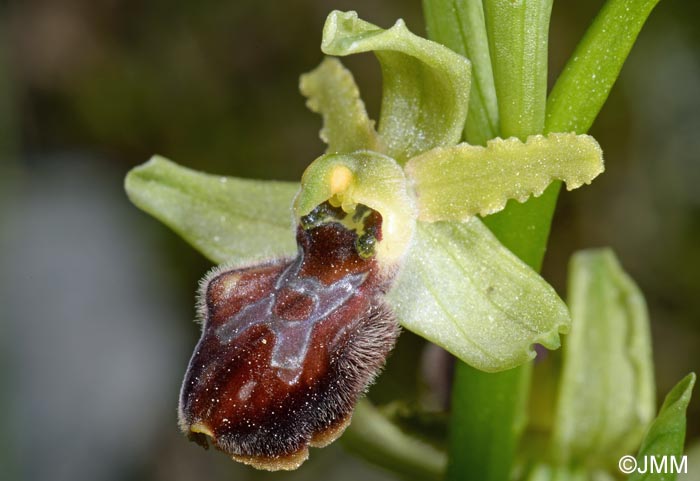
[448,361,533,481]
[449,191,556,481]
[437,1,553,480]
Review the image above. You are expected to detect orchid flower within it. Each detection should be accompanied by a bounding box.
[125,10,604,470]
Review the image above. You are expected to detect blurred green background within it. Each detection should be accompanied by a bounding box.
[0,1,698,480]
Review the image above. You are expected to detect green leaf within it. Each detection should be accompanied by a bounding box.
[553,249,656,468]
[321,10,471,163]
[343,400,446,481]
[294,151,415,264]
[299,57,381,154]
[423,0,499,145]
[406,133,604,221]
[629,373,696,481]
[125,156,298,265]
[387,218,570,372]
[546,0,662,133]
[483,0,553,138]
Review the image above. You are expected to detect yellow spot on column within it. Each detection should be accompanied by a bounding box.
[329,165,353,196]
[329,165,356,213]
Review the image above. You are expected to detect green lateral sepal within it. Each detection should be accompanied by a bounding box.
[125,156,298,265]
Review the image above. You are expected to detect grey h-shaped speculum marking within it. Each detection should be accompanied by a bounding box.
[215,255,367,385]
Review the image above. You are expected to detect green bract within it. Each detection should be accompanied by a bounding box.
[553,249,655,468]
[125,10,607,373]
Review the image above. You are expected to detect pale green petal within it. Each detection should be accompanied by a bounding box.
[553,249,655,467]
[299,57,381,154]
[294,150,415,264]
[321,10,471,163]
[405,133,604,221]
[387,218,570,372]
[125,156,298,265]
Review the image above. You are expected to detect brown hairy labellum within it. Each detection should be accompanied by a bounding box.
[178,202,401,470]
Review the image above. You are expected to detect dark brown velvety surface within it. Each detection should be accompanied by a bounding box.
[178,209,399,469]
